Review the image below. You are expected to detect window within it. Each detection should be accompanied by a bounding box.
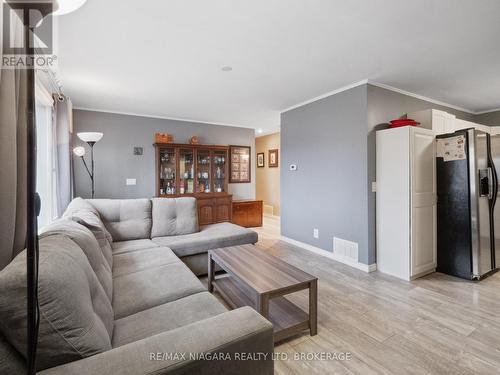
[35,81,56,229]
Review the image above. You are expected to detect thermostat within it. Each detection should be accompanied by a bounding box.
[289,164,297,171]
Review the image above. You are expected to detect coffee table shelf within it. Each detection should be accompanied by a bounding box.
[212,275,310,342]
[208,246,317,343]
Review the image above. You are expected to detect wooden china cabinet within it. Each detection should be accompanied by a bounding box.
[154,143,232,225]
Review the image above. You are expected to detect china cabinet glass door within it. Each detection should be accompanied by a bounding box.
[179,148,194,194]
[159,148,176,195]
[213,150,227,193]
[197,149,211,193]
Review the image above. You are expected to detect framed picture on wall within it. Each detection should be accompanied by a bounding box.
[257,152,265,167]
[229,145,251,183]
[269,149,279,167]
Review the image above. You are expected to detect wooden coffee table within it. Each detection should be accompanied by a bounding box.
[208,245,318,342]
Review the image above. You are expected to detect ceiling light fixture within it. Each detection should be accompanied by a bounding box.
[53,0,88,16]
[221,66,233,72]
[257,129,263,134]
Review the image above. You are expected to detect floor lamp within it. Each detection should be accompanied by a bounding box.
[73,132,104,198]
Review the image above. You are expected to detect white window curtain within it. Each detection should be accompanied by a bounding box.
[53,94,74,216]
[35,80,56,229]
[34,76,74,229]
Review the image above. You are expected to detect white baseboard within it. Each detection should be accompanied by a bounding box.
[263,213,280,219]
[280,236,377,273]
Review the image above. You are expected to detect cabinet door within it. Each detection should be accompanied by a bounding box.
[198,198,214,225]
[232,203,247,227]
[246,202,263,227]
[432,113,446,134]
[212,150,228,193]
[215,196,232,222]
[410,128,437,277]
[432,111,455,134]
[179,148,195,194]
[197,149,211,193]
[444,115,456,134]
[158,147,176,195]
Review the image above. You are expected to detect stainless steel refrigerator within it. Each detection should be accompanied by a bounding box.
[491,133,500,272]
[436,129,498,280]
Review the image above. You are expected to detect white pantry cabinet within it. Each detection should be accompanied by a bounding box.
[376,126,437,280]
[410,109,456,134]
[409,109,493,135]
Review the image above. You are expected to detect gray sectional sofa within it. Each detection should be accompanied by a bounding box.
[0,197,273,374]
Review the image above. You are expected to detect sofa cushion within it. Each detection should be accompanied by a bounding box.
[0,235,113,371]
[40,219,113,302]
[88,199,152,241]
[64,196,100,218]
[111,239,159,255]
[0,334,25,374]
[152,222,258,257]
[112,292,226,347]
[64,197,113,240]
[112,262,205,319]
[63,198,114,269]
[151,197,199,237]
[112,247,180,277]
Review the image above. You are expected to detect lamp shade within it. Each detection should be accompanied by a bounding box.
[77,132,103,143]
[53,0,87,16]
[73,146,86,157]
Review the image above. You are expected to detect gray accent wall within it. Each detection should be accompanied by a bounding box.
[281,85,370,263]
[281,83,478,266]
[475,110,500,126]
[73,110,255,200]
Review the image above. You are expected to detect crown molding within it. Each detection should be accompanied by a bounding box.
[475,107,500,115]
[280,79,500,116]
[72,106,252,130]
[366,80,475,114]
[75,82,500,130]
[281,79,369,113]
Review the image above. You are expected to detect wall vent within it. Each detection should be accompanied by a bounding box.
[333,237,359,262]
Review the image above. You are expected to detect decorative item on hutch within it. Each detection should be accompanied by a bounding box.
[189,136,199,145]
[155,132,174,143]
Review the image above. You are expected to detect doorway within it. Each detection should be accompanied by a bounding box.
[256,132,280,219]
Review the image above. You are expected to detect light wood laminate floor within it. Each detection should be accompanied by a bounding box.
[206,216,500,375]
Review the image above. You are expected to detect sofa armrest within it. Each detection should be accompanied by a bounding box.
[38,307,274,375]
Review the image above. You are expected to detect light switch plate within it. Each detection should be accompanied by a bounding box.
[372,181,377,192]
[126,178,136,186]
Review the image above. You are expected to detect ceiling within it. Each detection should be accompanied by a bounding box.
[56,0,500,134]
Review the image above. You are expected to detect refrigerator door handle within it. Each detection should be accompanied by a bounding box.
[492,162,499,205]
[488,167,494,200]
